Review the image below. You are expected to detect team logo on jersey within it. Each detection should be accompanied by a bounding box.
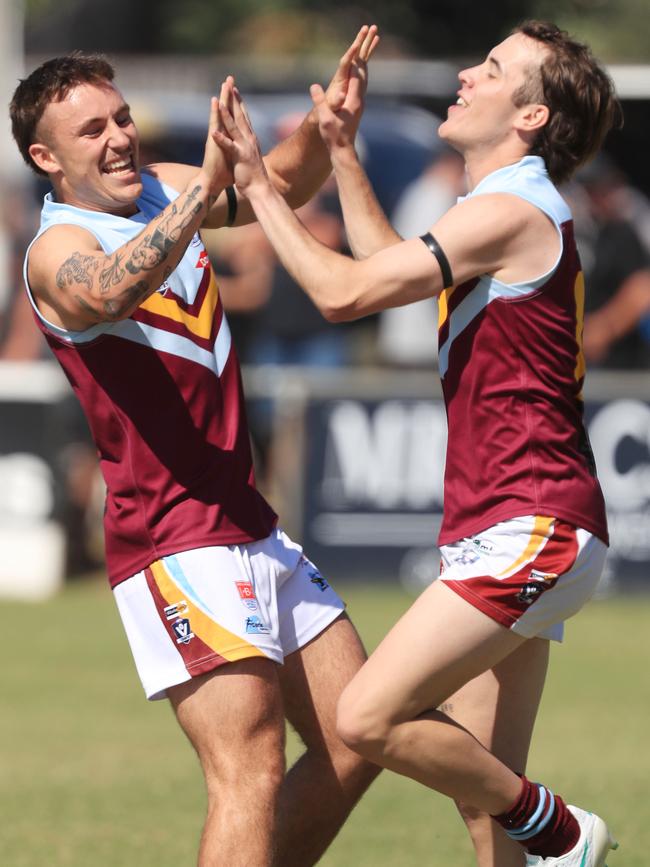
[309,568,329,592]
[196,252,210,269]
[516,582,546,605]
[236,580,258,611]
[164,600,189,620]
[529,569,558,583]
[172,617,195,645]
[245,616,270,635]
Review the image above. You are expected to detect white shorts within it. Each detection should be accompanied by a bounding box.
[113,528,345,700]
[439,515,607,642]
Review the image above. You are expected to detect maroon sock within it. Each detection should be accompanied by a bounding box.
[492,775,580,858]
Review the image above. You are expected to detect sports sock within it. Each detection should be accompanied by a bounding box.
[492,775,580,857]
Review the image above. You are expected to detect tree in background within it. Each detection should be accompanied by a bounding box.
[25,0,649,61]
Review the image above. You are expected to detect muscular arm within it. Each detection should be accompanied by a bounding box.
[30,171,215,330]
[152,26,378,231]
[238,181,551,321]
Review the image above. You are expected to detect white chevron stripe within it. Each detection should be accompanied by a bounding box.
[439,276,537,378]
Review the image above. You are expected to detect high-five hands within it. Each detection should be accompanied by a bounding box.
[312,24,380,155]
[320,25,380,116]
[212,82,269,198]
[212,25,380,197]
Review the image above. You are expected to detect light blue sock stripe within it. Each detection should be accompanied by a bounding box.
[508,788,556,841]
[507,786,547,838]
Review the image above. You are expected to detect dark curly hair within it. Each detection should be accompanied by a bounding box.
[10,51,115,177]
[511,20,622,184]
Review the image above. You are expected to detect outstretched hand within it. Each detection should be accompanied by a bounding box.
[200,77,237,195]
[313,24,379,156]
[211,81,270,198]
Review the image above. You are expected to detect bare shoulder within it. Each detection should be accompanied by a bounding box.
[439,192,549,238]
[144,162,198,194]
[430,193,557,285]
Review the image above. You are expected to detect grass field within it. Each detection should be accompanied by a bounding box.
[2,578,648,866]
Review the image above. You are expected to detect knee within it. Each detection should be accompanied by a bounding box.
[202,736,285,801]
[335,684,391,761]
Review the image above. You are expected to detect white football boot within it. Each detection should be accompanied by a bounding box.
[524,806,618,866]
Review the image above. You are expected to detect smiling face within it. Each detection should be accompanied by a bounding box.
[29,81,142,216]
[438,32,549,157]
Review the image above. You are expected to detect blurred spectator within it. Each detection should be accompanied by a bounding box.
[378,148,466,367]
[571,155,650,368]
[0,181,44,360]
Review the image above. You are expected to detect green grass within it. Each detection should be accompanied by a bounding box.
[2,579,647,865]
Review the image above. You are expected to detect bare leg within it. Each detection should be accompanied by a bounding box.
[168,658,286,867]
[337,581,529,814]
[447,638,550,866]
[275,614,381,867]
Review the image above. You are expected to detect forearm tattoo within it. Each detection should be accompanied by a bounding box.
[55,184,207,320]
[125,187,204,275]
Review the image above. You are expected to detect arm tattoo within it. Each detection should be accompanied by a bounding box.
[73,293,103,322]
[56,252,99,290]
[102,280,150,320]
[99,252,126,294]
[125,189,205,276]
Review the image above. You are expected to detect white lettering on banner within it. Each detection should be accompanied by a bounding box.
[589,400,650,511]
[0,453,54,521]
[320,400,447,509]
[589,399,650,561]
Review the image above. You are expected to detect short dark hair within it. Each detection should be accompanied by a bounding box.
[10,51,116,176]
[511,20,622,184]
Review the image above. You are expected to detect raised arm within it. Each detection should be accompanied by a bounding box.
[308,54,401,260]
[261,25,379,206]
[213,91,556,322]
[158,25,379,230]
[29,100,230,331]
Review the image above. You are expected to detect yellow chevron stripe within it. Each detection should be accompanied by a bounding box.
[140,271,220,341]
[496,515,555,578]
[573,271,586,394]
[150,560,265,662]
[438,286,455,330]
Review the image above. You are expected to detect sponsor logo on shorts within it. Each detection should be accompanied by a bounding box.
[516,582,546,605]
[308,567,329,592]
[236,580,258,611]
[245,616,270,635]
[454,547,480,565]
[471,537,493,554]
[164,600,188,620]
[172,617,195,645]
[529,569,558,583]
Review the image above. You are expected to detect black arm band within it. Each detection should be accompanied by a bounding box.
[225,185,238,227]
[419,232,453,290]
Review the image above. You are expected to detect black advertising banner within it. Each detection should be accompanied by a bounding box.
[301,395,650,592]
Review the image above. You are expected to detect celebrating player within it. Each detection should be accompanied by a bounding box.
[11,26,380,867]
[213,20,620,867]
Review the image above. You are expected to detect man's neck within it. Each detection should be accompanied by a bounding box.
[463,144,531,191]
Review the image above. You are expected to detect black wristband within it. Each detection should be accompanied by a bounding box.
[419,232,453,290]
[225,185,238,227]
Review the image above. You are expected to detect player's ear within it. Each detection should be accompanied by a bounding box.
[29,141,60,175]
[516,102,549,134]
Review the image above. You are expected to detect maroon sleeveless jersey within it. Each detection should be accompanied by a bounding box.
[437,157,608,546]
[25,175,277,587]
